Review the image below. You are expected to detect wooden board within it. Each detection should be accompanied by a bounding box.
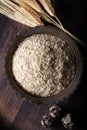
[0,10,87,130]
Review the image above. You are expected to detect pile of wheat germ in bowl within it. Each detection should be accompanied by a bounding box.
[12,34,76,97]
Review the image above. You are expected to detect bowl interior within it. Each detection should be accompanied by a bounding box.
[5,26,82,104]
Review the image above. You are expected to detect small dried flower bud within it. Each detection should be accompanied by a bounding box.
[49,104,61,118]
[61,113,74,129]
[41,114,54,128]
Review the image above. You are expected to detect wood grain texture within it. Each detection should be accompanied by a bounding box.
[0,15,25,129]
[0,13,87,130]
[0,14,53,130]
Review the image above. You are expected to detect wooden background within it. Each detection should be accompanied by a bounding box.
[0,1,87,130]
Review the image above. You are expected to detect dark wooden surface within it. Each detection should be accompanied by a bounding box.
[0,1,87,130]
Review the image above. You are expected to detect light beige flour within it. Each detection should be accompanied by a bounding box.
[12,34,75,97]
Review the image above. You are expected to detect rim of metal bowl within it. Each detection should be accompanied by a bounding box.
[5,26,83,104]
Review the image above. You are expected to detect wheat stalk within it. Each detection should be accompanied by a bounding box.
[0,0,86,48]
[37,0,64,29]
[13,0,61,28]
[0,0,59,28]
[38,0,87,48]
[0,0,43,27]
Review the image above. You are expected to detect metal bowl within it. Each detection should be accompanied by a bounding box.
[5,26,83,104]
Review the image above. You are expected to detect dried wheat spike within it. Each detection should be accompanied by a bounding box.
[20,0,45,14]
[38,0,55,17]
[0,0,43,27]
[37,0,64,28]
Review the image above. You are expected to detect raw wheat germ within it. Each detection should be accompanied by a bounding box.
[12,34,76,97]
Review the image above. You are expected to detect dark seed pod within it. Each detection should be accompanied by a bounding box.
[41,114,54,128]
[49,104,61,118]
[61,114,74,129]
